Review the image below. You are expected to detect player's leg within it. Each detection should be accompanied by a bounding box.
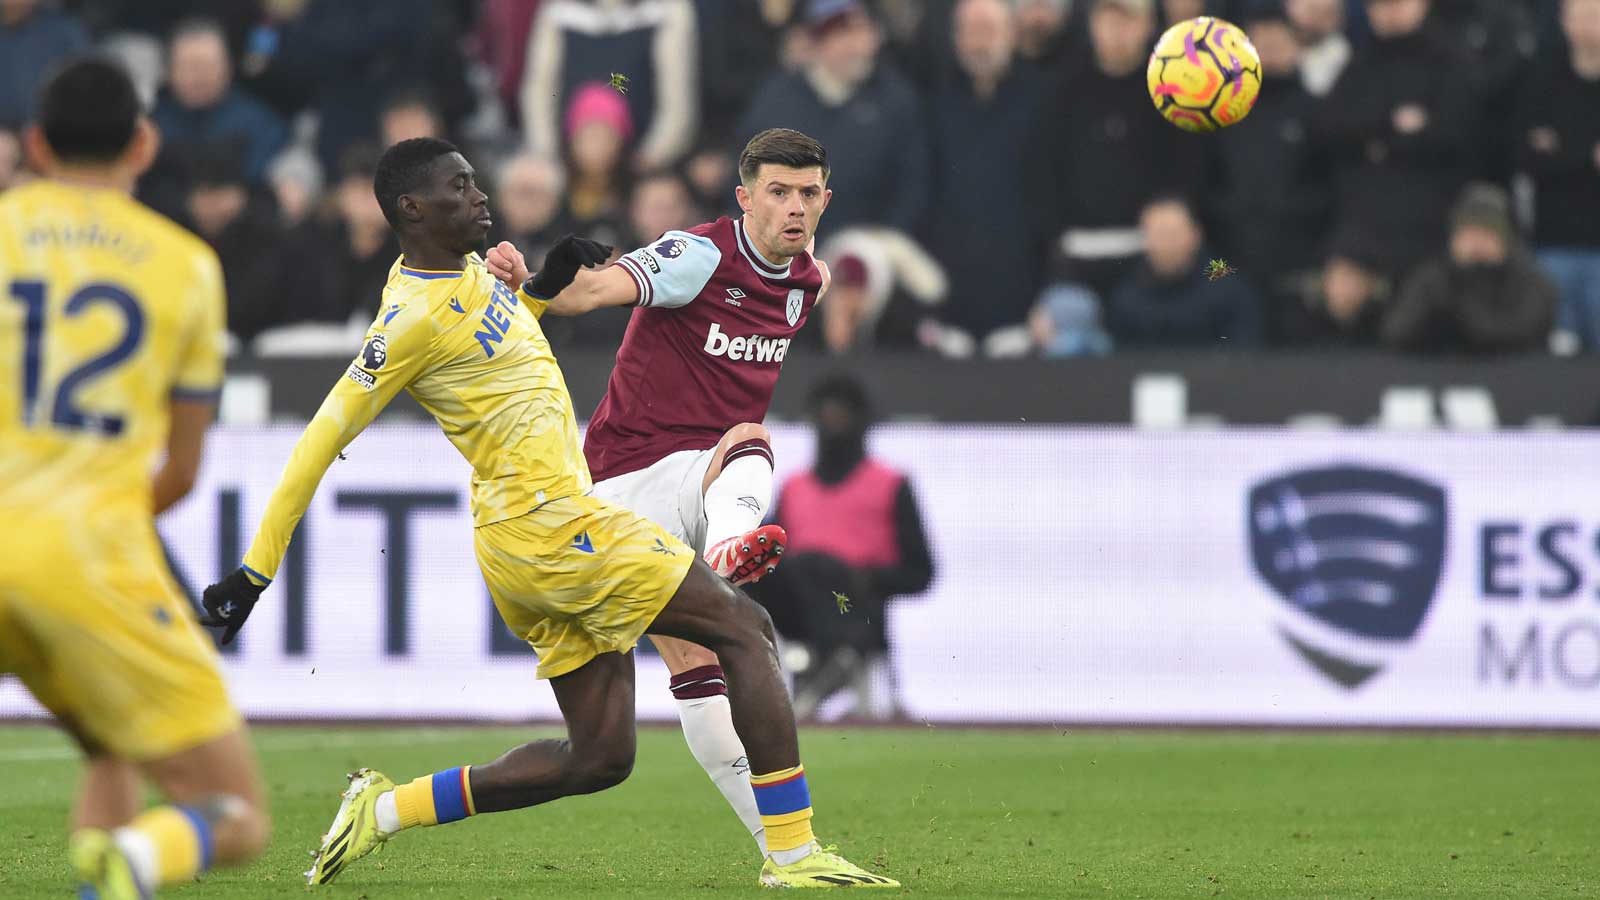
[701,423,786,585]
[307,652,637,884]
[673,425,783,854]
[647,561,897,886]
[649,632,767,855]
[463,650,639,809]
[3,537,272,899]
[71,729,270,900]
[597,446,770,853]
[73,755,142,830]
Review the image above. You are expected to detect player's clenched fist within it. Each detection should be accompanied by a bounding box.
[523,235,614,298]
[485,240,528,287]
[200,568,267,645]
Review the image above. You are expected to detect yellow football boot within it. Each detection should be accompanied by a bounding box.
[306,768,395,886]
[69,828,149,900]
[760,843,900,889]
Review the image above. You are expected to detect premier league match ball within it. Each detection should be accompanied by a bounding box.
[1146,16,1262,133]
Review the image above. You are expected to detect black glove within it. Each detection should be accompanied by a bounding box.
[200,568,266,645]
[524,234,613,298]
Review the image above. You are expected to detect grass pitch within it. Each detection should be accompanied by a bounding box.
[0,724,1594,898]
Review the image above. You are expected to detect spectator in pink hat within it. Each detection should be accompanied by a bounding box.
[561,81,633,246]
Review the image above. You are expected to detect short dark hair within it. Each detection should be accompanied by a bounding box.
[36,58,142,164]
[738,128,828,185]
[373,137,460,228]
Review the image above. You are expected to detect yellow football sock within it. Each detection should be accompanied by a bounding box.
[127,805,211,885]
[394,767,476,829]
[751,765,816,853]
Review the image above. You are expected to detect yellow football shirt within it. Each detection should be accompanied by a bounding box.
[241,255,591,582]
[0,180,226,522]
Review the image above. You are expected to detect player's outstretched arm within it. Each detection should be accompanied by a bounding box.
[488,237,639,316]
[202,305,437,642]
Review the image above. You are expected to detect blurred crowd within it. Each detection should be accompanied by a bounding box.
[2,0,1597,358]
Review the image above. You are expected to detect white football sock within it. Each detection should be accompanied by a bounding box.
[703,453,774,550]
[374,791,401,835]
[110,828,157,892]
[676,694,768,856]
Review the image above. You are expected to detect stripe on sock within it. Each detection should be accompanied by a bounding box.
[670,664,728,699]
[176,807,215,871]
[750,765,810,817]
[723,438,773,467]
[175,807,214,871]
[430,767,473,824]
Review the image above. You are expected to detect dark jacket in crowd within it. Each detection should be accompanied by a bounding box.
[1381,250,1558,354]
[694,0,785,139]
[152,87,289,185]
[922,62,1048,338]
[245,0,472,174]
[1513,50,1600,250]
[197,195,290,343]
[273,220,399,333]
[1281,291,1388,349]
[1311,28,1484,277]
[1031,61,1201,297]
[0,8,89,128]
[1208,72,1330,304]
[1105,254,1262,349]
[737,63,929,237]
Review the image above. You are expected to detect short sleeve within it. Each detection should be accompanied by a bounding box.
[613,230,719,309]
[172,247,226,402]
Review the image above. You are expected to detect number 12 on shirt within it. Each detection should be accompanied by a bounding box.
[9,279,145,436]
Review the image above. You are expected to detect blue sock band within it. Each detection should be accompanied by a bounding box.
[176,805,215,871]
[431,767,472,824]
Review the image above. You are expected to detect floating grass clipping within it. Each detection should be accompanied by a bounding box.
[1205,258,1236,281]
[608,72,630,94]
[832,591,852,614]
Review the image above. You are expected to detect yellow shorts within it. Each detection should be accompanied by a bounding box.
[0,510,241,760]
[475,493,696,679]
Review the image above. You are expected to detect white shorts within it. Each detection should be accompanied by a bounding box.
[591,447,715,553]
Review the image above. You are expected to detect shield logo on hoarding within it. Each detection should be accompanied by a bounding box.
[1247,465,1447,689]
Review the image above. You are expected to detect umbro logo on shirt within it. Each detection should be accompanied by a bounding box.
[725,288,745,307]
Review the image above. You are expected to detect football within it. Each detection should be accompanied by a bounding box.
[1146,16,1262,133]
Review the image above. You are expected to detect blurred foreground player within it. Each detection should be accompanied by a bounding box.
[487,127,832,856]
[0,60,270,899]
[201,137,896,889]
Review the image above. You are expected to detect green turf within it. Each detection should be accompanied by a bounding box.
[0,725,1595,898]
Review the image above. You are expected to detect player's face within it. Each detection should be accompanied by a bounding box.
[417,152,491,253]
[737,164,831,260]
